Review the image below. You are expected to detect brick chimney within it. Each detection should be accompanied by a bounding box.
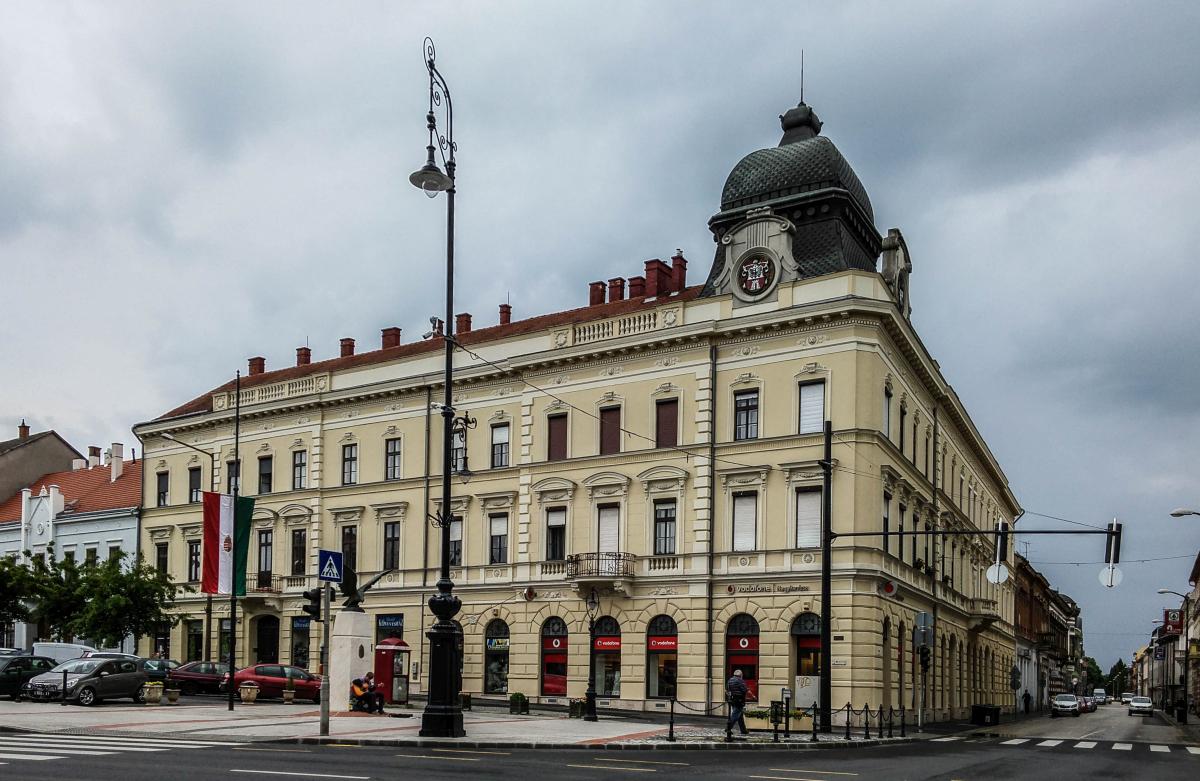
[608,277,625,302]
[110,442,124,483]
[17,419,29,440]
[627,276,646,298]
[644,259,671,298]
[340,338,355,357]
[589,281,606,306]
[248,356,265,376]
[671,250,688,292]
[296,347,311,366]
[499,304,512,325]
[455,313,472,335]
[381,327,402,349]
[88,445,101,468]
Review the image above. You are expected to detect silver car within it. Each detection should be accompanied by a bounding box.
[1128,696,1153,716]
[21,657,147,706]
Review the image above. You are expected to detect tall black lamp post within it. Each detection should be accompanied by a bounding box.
[584,587,600,722]
[411,36,465,739]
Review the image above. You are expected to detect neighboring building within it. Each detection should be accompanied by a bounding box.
[1187,552,1199,716]
[134,101,1021,719]
[0,420,81,505]
[1044,590,1082,697]
[1132,646,1148,697]
[0,445,142,651]
[1014,553,1055,710]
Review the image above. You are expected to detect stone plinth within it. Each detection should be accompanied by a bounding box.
[330,610,373,712]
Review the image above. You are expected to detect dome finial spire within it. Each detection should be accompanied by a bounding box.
[800,49,805,105]
[779,101,822,145]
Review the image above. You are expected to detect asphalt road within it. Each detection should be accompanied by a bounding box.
[0,703,1195,780]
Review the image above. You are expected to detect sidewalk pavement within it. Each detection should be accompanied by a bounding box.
[0,699,912,750]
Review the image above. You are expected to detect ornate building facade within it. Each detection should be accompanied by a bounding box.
[134,102,1020,718]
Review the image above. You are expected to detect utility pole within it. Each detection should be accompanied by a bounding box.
[320,584,331,736]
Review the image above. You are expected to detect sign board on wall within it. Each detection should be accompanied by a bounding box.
[794,675,820,707]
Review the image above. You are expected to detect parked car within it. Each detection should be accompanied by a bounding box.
[1078,696,1092,712]
[1092,688,1107,704]
[169,661,232,695]
[1051,693,1081,717]
[0,648,24,656]
[31,642,99,664]
[1120,692,1134,704]
[22,657,148,706]
[82,651,141,660]
[141,658,179,683]
[225,664,321,702]
[0,656,57,700]
[1128,696,1153,716]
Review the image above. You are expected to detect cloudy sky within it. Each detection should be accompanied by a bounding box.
[3,1,1198,668]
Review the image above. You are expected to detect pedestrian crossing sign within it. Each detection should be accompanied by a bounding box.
[318,549,343,583]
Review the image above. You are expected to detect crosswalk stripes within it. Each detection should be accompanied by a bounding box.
[1036,740,1063,747]
[1187,747,1200,755]
[1150,745,1169,752]
[1112,743,1132,750]
[930,736,963,742]
[0,733,235,766]
[1000,738,1029,745]
[1074,741,1097,749]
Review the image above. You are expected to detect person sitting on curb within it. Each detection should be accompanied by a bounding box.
[362,671,385,713]
[350,678,372,712]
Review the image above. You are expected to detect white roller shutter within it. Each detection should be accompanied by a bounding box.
[547,508,566,527]
[795,489,822,548]
[799,382,825,435]
[732,493,757,552]
[490,514,508,538]
[450,518,462,542]
[597,506,619,552]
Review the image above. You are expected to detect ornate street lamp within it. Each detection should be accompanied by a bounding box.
[584,587,600,722]
[411,36,464,739]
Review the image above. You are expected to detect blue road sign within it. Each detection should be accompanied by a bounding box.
[318,550,343,583]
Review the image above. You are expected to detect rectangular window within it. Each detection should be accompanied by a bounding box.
[734,390,759,441]
[912,420,919,463]
[599,406,621,455]
[188,467,202,503]
[898,504,906,563]
[226,460,241,494]
[186,542,200,581]
[290,529,306,576]
[489,514,508,565]
[547,414,568,462]
[799,381,825,435]
[910,510,919,567]
[546,508,567,561]
[451,428,467,473]
[383,522,400,570]
[85,547,98,566]
[292,450,308,489]
[923,438,929,478]
[653,500,676,556]
[258,456,273,495]
[883,491,892,555]
[655,399,678,448]
[108,546,122,563]
[342,444,358,486]
[597,505,620,553]
[449,517,462,566]
[156,472,169,507]
[899,406,907,453]
[491,424,510,468]
[186,620,203,663]
[258,530,273,575]
[155,542,169,574]
[384,438,402,480]
[795,489,821,548]
[883,387,893,440]
[732,492,757,551]
[341,525,358,573]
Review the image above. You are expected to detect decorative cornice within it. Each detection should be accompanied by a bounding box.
[329,505,364,523]
[371,501,409,520]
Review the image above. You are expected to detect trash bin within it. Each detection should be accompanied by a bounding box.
[1175,705,1188,723]
[971,704,1002,726]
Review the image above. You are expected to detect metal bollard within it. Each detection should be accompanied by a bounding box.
[667,698,675,742]
[886,706,893,738]
[811,702,819,742]
[62,670,68,706]
[844,703,852,740]
[864,702,871,739]
[900,705,907,738]
[784,694,791,738]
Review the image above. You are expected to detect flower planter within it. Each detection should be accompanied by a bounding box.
[282,690,295,704]
[142,684,164,705]
[238,684,260,704]
[165,688,181,705]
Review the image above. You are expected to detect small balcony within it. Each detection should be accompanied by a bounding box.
[566,552,636,591]
[968,597,1000,631]
[246,571,282,595]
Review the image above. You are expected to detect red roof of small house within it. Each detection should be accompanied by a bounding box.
[154,285,704,421]
[0,460,143,524]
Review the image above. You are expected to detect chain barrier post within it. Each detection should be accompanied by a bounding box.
[900,704,907,737]
[784,692,791,738]
[887,706,894,738]
[668,698,675,742]
[844,703,851,740]
[864,702,871,739]
[772,700,781,743]
[811,702,819,742]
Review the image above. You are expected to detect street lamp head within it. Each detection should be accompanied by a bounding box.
[586,588,599,615]
[1170,508,1199,517]
[410,155,452,197]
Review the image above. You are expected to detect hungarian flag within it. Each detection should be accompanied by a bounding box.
[201,492,254,596]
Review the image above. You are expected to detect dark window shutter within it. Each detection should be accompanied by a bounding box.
[655,399,678,448]
[599,407,621,455]
[548,414,568,461]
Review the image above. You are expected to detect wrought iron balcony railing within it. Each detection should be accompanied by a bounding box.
[565,552,636,579]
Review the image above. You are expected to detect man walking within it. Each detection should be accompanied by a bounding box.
[726,669,749,740]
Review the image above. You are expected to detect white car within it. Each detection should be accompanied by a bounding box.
[1128,696,1153,716]
[1120,692,1134,704]
[1051,693,1081,717]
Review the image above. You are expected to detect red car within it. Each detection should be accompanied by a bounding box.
[225,664,322,702]
[169,661,232,695]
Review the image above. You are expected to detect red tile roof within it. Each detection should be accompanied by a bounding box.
[155,285,705,421]
[0,460,143,525]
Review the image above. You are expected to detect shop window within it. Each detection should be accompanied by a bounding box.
[485,619,510,694]
[291,617,311,668]
[646,614,678,699]
[541,617,568,696]
[791,612,822,677]
[726,613,760,701]
[592,616,621,697]
[186,620,203,663]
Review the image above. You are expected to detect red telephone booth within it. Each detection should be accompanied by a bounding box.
[726,613,760,701]
[374,637,411,705]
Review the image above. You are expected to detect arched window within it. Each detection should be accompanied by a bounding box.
[541,617,568,696]
[726,613,760,701]
[484,619,509,694]
[790,612,821,679]
[647,615,678,699]
[592,616,621,697]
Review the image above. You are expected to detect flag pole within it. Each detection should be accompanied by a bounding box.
[228,370,241,712]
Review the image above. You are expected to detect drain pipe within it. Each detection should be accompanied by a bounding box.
[704,342,718,710]
[422,385,432,587]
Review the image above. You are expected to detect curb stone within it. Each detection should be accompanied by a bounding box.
[278,736,916,751]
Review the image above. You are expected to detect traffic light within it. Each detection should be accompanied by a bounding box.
[1010,666,1022,691]
[1104,520,1123,564]
[993,521,1010,564]
[302,586,323,621]
[919,645,931,672]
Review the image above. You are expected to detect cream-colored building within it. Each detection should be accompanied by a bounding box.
[134,101,1020,720]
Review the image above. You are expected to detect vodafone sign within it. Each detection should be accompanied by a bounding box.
[593,637,621,651]
[726,635,760,651]
[543,636,566,651]
[647,636,678,651]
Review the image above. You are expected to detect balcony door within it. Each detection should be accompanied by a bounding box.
[597,505,619,575]
[255,616,279,664]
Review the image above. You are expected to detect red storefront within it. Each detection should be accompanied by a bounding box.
[726,613,760,701]
[541,617,568,696]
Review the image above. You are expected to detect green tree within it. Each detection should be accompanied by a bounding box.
[72,553,187,648]
[0,556,33,626]
[1081,656,1104,689]
[1107,659,1129,695]
[26,549,88,641]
